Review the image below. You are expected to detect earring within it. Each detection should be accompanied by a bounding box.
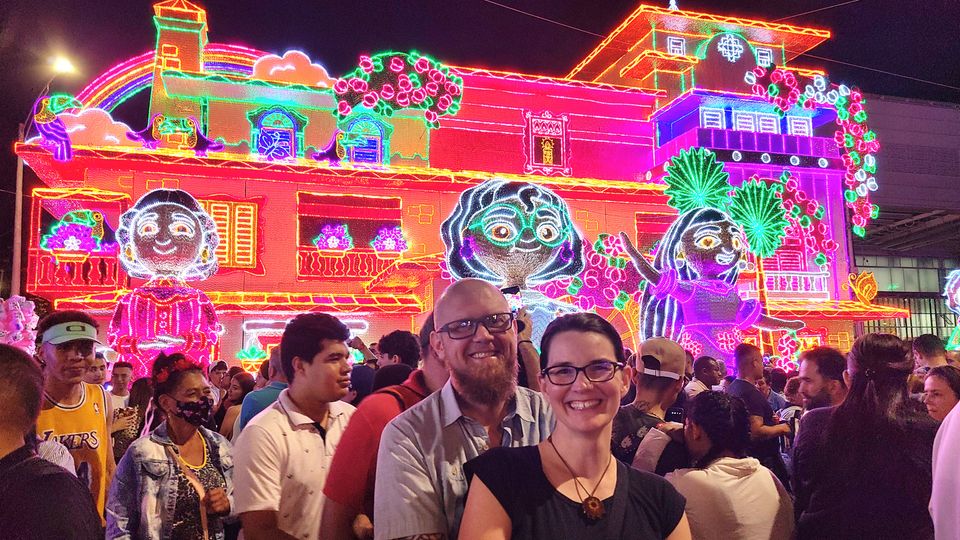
[675,251,686,268]
[124,245,134,260]
[201,247,209,262]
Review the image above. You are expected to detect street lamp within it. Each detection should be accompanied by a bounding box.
[12,55,77,296]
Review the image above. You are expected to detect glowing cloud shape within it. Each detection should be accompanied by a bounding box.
[252,50,335,87]
[40,108,139,147]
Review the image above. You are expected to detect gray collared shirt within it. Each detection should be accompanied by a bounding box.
[374,380,554,539]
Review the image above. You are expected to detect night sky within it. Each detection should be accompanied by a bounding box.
[1,0,958,288]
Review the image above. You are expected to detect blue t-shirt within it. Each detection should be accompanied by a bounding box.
[238,381,288,432]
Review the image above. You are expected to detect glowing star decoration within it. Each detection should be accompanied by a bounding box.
[944,270,960,351]
[727,177,789,259]
[717,34,745,62]
[333,51,464,128]
[745,67,880,236]
[236,346,268,374]
[371,226,408,252]
[110,189,223,377]
[442,179,585,346]
[312,224,354,251]
[0,296,39,356]
[619,206,804,362]
[663,148,731,214]
[31,95,83,161]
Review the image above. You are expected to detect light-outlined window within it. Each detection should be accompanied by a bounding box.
[666,36,686,56]
[198,199,259,269]
[733,111,757,132]
[699,108,725,129]
[756,47,774,67]
[757,112,780,134]
[787,116,813,137]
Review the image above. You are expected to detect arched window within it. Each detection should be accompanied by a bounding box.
[247,107,308,160]
[342,114,393,165]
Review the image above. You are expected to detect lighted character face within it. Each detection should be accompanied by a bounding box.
[132,202,205,276]
[677,219,745,280]
[468,200,568,288]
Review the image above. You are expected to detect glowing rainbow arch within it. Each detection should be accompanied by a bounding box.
[76,44,269,111]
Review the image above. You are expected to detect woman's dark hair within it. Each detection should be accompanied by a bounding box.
[151,352,203,408]
[687,391,751,468]
[280,313,350,382]
[824,333,915,468]
[127,377,154,434]
[927,365,960,400]
[226,366,243,382]
[231,372,256,404]
[540,312,626,369]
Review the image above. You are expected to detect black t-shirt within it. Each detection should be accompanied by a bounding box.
[792,404,938,540]
[611,406,689,475]
[464,445,686,540]
[726,379,780,459]
[0,445,102,539]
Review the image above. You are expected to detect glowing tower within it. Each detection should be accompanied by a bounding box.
[148,0,208,120]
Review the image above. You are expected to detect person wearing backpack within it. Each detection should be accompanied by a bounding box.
[320,314,450,540]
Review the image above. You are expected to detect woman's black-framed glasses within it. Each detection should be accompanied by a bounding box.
[436,312,516,340]
[541,361,625,386]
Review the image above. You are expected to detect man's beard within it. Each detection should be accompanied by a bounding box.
[451,354,518,407]
[803,389,832,410]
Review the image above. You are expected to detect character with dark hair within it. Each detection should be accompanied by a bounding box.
[912,333,949,375]
[666,391,794,539]
[619,208,802,362]
[924,365,960,422]
[234,313,355,539]
[107,352,233,539]
[218,371,256,439]
[0,344,102,539]
[797,346,848,410]
[793,333,939,539]
[460,312,690,539]
[686,355,722,397]
[109,189,223,378]
[377,330,421,369]
[441,179,585,346]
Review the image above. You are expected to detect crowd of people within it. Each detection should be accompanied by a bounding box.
[1,278,959,539]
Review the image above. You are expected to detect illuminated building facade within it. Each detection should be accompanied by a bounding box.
[16,1,908,369]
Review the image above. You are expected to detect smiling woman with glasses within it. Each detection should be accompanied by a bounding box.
[460,312,691,540]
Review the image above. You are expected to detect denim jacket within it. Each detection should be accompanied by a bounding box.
[106,422,234,540]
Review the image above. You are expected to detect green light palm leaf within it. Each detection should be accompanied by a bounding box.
[727,178,789,259]
[663,147,731,213]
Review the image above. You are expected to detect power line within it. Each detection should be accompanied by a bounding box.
[773,0,863,22]
[476,0,957,92]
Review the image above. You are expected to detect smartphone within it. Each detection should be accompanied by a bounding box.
[665,407,685,424]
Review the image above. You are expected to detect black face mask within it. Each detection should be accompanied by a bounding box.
[173,395,213,426]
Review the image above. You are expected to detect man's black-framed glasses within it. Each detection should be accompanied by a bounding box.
[436,312,516,340]
[541,361,625,386]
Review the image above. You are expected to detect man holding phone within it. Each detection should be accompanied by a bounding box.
[611,338,690,476]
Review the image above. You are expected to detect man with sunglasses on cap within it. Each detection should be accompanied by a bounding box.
[35,310,115,525]
[374,279,554,540]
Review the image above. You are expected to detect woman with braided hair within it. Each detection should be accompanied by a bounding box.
[792,333,938,540]
[665,391,794,539]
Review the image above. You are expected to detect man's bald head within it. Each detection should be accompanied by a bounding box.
[434,279,511,329]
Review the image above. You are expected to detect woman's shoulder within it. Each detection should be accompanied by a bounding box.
[201,426,232,448]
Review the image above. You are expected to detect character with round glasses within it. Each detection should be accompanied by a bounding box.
[441,179,585,347]
[461,313,691,539]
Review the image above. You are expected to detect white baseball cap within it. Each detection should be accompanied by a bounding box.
[41,322,102,345]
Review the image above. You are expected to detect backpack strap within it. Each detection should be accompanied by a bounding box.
[373,383,426,413]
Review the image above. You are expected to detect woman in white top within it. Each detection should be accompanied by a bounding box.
[666,391,794,540]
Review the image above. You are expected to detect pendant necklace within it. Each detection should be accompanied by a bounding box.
[547,436,613,520]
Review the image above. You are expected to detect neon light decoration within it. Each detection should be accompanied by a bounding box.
[524,111,571,176]
[249,106,307,160]
[127,113,224,156]
[663,147,731,214]
[333,51,463,128]
[844,271,878,304]
[717,34,745,62]
[371,226,408,252]
[312,224,354,251]
[726,177,788,259]
[746,67,880,236]
[31,95,83,161]
[109,189,223,377]
[945,270,960,351]
[0,296,39,356]
[538,233,644,312]
[40,210,116,264]
[236,345,268,374]
[776,171,837,265]
[442,179,584,345]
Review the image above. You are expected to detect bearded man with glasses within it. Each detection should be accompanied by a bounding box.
[374,279,555,540]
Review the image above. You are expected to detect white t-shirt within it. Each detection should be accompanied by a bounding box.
[666,457,794,540]
[233,388,355,540]
[932,402,960,539]
[684,379,710,398]
[109,392,129,411]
